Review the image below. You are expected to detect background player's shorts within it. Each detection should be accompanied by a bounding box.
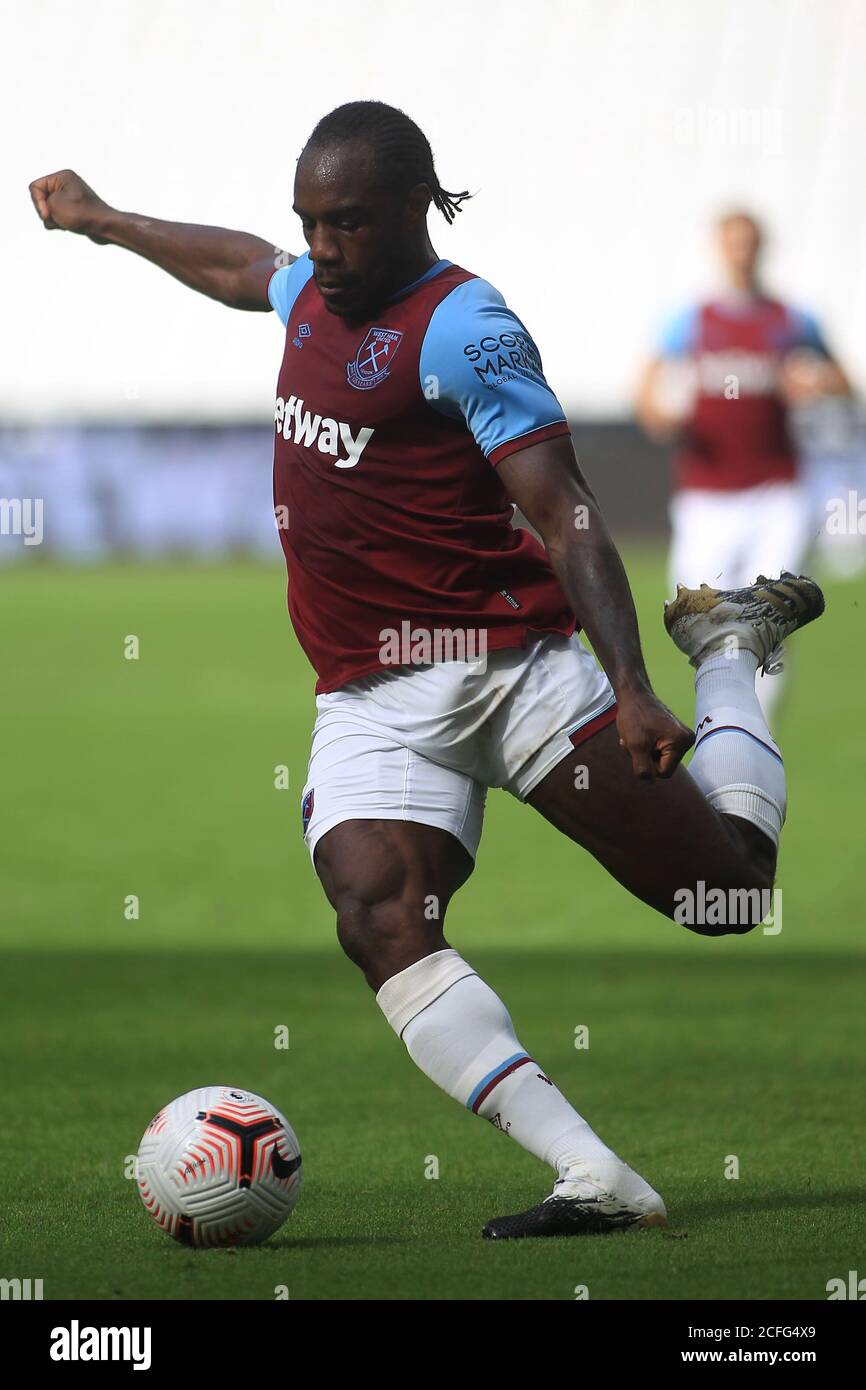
[667,480,812,595]
[300,633,616,864]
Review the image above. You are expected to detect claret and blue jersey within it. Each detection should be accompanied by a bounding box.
[268,253,576,692]
[656,293,831,493]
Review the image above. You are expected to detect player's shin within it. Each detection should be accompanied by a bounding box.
[688,648,787,849]
[666,572,825,850]
[376,949,661,1211]
[754,661,788,728]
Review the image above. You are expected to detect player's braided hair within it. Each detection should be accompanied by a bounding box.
[303,101,471,224]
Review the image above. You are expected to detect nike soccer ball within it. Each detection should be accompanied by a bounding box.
[136,1086,303,1247]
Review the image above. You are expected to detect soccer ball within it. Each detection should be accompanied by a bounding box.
[136,1086,303,1247]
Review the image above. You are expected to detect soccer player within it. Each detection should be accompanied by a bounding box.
[30,104,826,1239]
[636,210,849,723]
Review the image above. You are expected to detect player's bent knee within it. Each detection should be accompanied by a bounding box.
[333,888,396,964]
[315,823,466,987]
[667,868,776,936]
[333,883,449,987]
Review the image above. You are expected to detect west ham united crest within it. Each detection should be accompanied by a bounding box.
[347,327,403,390]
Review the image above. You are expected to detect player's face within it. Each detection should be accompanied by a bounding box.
[718,216,762,280]
[294,142,426,321]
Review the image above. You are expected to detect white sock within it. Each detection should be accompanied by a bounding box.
[688,649,787,846]
[755,662,787,731]
[376,949,659,1207]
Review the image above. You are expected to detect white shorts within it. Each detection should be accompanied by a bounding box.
[668,481,813,595]
[300,633,616,864]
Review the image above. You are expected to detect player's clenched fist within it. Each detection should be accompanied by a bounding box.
[28,170,113,242]
[616,688,695,780]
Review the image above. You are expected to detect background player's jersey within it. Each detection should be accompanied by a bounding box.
[658,294,829,492]
[269,254,575,693]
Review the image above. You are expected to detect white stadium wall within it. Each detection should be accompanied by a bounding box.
[3,0,866,423]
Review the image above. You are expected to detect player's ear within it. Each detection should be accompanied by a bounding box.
[404,182,432,229]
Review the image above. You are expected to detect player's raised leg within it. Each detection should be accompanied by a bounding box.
[475,573,825,1239]
[529,572,823,921]
[746,486,815,726]
[666,570,822,850]
[314,817,668,1237]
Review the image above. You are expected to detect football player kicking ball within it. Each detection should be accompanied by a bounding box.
[30,102,825,1240]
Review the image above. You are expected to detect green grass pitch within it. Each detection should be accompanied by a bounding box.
[1,547,864,1300]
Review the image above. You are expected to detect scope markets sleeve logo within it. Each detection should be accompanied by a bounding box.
[462,330,544,387]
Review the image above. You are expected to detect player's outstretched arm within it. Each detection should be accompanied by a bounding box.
[634,356,686,440]
[778,347,852,403]
[28,169,293,311]
[498,434,694,780]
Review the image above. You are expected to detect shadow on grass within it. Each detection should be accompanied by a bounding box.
[267,1234,407,1251]
[679,1186,865,1220]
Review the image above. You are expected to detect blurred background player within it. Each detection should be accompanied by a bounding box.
[635,210,851,724]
